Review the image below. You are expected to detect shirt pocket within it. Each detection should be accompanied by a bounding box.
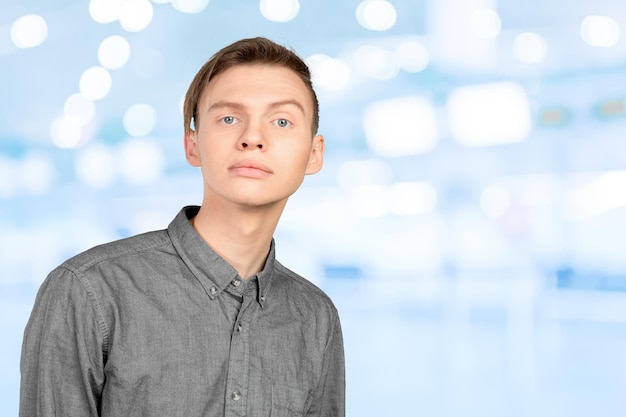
[270,383,309,417]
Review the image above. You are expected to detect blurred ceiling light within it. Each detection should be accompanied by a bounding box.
[538,106,570,127]
[569,171,626,219]
[597,98,625,119]
[356,0,397,31]
[353,45,399,80]
[480,184,510,218]
[64,93,96,126]
[10,14,48,48]
[172,0,210,14]
[513,32,548,64]
[89,0,123,24]
[98,35,131,70]
[363,96,438,157]
[337,159,392,189]
[306,54,350,91]
[79,66,112,101]
[581,15,621,48]
[119,0,154,32]
[51,117,83,149]
[469,8,501,40]
[260,0,300,22]
[447,82,531,147]
[123,104,158,137]
[118,138,165,184]
[395,40,429,73]
[389,182,437,216]
[75,144,116,189]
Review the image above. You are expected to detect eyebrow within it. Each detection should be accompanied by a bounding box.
[207,99,306,115]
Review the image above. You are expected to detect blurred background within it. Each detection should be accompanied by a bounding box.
[2,0,626,415]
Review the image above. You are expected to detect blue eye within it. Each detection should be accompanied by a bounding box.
[275,118,291,128]
[222,116,236,124]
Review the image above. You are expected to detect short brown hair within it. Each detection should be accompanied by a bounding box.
[183,37,319,135]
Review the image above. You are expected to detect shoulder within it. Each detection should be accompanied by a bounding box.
[273,260,339,316]
[61,229,171,276]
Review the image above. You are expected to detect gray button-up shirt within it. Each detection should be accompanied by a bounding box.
[20,206,345,417]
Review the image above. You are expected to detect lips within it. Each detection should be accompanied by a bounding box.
[228,159,274,178]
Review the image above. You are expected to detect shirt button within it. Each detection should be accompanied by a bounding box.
[232,279,241,287]
[231,390,242,401]
[237,324,242,332]
[260,295,266,302]
[209,286,218,296]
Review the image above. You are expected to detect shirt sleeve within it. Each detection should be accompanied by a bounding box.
[307,311,345,417]
[20,266,106,417]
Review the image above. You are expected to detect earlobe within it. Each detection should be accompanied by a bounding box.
[305,135,325,175]
[184,130,201,167]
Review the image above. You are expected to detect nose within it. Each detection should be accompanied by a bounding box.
[238,121,265,150]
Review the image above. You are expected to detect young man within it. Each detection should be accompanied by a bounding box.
[20,37,345,417]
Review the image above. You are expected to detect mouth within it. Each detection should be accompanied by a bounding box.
[228,159,274,178]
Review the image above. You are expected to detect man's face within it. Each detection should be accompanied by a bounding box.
[184,64,324,210]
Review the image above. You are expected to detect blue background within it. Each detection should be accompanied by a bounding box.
[2,0,626,415]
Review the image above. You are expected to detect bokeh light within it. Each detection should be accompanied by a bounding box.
[470,8,501,40]
[79,66,113,101]
[306,54,351,91]
[513,32,548,64]
[89,0,122,24]
[353,44,399,80]
[51,117,83,149]
[10,15,48,49]
[20,154,56,195]
[119,0,154,32]
[363,96,438,156]
[64,93,96,126]
[98,35,131,70]
[389,182,437,216]
[260,0,300,22]
[123,104,158,137]
[395,40,430,73]
[171,0,210,14]
[580,15,621,48]
[356,0,397,31]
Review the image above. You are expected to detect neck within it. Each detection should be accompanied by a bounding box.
[191,199,286,280]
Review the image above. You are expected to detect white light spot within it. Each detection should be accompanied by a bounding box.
[89,0,123,24]
[64,93,96,126]
[98,35,131,70]
[10,14,48,48]
[171,0,210,14]
[353,45,399,80]
[389,182,437,216]
[0,159,18,198]
[306,54,350,91]
[119,0,154,32]
[152,0,171,3]
[75,144,117,189]
[51,117,83,149]
[470,8,501,40]
[395,40,429,73]
[260,0,300,22]
[364,96,438,157]
[118,138,165,184]
[580,15,621,48]
[123,104,157,137]
[481,185,511,218]
[356,0,397,31]
[447,82,531,147]
[79,66,112,101]
[513,32,548,64]
[20,154,56,195]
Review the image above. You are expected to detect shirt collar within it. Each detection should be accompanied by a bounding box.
[168,206,274,306]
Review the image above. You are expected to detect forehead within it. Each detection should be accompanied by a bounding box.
[200,64,313,111]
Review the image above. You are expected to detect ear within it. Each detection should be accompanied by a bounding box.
[305,134,325,175]
[184,130,201,167]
